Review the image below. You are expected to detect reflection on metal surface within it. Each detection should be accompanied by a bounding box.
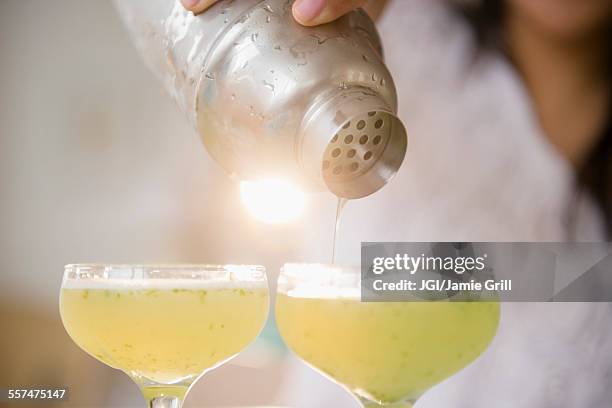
[114,0,407,198]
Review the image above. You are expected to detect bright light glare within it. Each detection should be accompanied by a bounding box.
[240,179,306,224]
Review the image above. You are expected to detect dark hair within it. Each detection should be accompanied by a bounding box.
[452,0,612,239]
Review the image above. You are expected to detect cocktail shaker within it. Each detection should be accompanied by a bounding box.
[114,0,407,198]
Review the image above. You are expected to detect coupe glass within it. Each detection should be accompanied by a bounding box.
[275,264,499,407]
[60,264,269,408]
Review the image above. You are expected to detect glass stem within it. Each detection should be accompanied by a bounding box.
[141,385,187,408]
[361,403,413,408]
[148,396,182,408]
[358,396,414,408]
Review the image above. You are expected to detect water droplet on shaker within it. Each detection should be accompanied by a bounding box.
[371,73,378,82]
[224,17,229,23]
[205,72,215,80]
[262,4,274,13]
[380,77,386,86]
[316,35,330,45]
[262,80,275,92]
[251,33,259,42]
[237,12,250,24]
[362,54,369,62]
[274,44,282,51]
[266,16,271,23]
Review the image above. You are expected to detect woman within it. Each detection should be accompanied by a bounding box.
[180,0,612,406]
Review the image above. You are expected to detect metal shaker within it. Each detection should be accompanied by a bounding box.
[114,0,407,199]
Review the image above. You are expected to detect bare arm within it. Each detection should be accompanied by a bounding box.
[180,0,388,25]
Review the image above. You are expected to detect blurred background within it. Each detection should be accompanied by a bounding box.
[2,0,611,407]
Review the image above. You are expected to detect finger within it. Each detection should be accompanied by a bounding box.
[293,0,367,26]
[180,0,218,15]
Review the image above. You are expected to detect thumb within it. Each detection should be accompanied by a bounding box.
[180,0,218,15]
[293,0,367,26]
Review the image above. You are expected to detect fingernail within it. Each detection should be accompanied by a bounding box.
[293,0,326,22]
[181,0,199,8]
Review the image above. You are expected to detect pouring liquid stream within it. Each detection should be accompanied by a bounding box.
[331,198,349,264]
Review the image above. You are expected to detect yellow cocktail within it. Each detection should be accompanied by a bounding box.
[60,264,269,407]
[276,264,499,407]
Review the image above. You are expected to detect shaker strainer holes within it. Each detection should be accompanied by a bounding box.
[331,134,339,143]
[344,134,354,144]
[359,135,368,144]
[347,149,356,158]
[349,162,359,172]
[364,151,373,160]
[333,166,343,175]
[331,148,342,158]
[342,121,351,129]
[322,160,330,170]
[356,120,366,130]
[373,135,382,145]
[374,119,384,129]
[368,111,376,117]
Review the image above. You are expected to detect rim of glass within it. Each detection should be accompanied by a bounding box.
[63,264,267,281]
[281,262,359,273]
[279,263,361,295]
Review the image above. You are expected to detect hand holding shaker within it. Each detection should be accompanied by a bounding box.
[114,0,407,198]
